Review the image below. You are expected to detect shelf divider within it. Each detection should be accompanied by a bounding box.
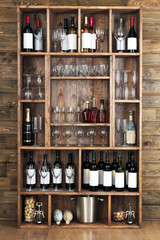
[108,195,111,226]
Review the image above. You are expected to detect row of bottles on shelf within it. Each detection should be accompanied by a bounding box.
[23,15,137,53]
[25,150,137,193]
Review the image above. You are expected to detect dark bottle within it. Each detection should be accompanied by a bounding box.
[128,155,138,192]
[89,152,99,191]
[68,16,77,52]
[82,151,91,189]
[98,99,107,123]
[89,17,96,53]
[23,16,33,52]
[52,150,62,190]
[34,19,43,52]
[82,101,91,122]
[82,16,90,53]
[111,152,118,189]
[115,155,125,192]
[103,152,112,191]
[97,151,104,189]
[65,153,75,190]
[23,108,33,146]
[26,151,36,188]
[40,154,50,189]
[90,97,98,123]
[126,151,132,189]
[62,18,69,52]
[127,17,137,53]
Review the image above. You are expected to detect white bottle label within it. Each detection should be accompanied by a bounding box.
[26,169,36,185]
[53,168,62,184]
[40,171,50,185]
[23,33,33,49]
[116,38,126,51]
[62,35,68,51]
[82,32,91,49]
[99,170,103,185]
[34,34,43,51]
[126,130,136,145]
[115,172,124,188]
[103,171,112,187]
[68,34,77,50]
[89,170,99,186]
[126,170,128,186]
[91,33,96,50]
[83,169,90,184]
[128,172,137,188]
[65,168,74,184]
[127,37,137,50]
[112,170,115,185]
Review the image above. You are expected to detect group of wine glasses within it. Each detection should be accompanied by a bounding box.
[116,118,127,146]
[33,116,43,146]
[23,74,44,100]
[52,128,108,147]
[52,29,67,52]
[52,106,81,124]
[115,70,137,100]
[95,28,107,52]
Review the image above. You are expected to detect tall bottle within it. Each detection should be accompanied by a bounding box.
[90,97,98,123]
[127,17,137,53]
[34,19,43,52]
[23,16,33,52]
[111,152,118,189]
[52,150,62,190]
[62,18,68,52]
[68,17,77,52]
[97,151,104,189]
[82,151,91,189]
[82,16,91,53]
[125,151,132,189]
[23,108,33,146]
[89,152,99,191]
[40,154,50,189]
[128,155,137,192]
[114,17,126,52]
[103,152,112,191]
[65,153,75,190]
[82,101,91,123]
[26,151,36,188]
[98,99,107,123]
[126,110,136,146]
[115,155,125,192]
[89,17,96,52]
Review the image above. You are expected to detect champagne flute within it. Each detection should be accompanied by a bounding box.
[33,117,38,146]
[132,70,137,99]
[39,116,43,146]
[116,118,121,146]
[121,119,127,146]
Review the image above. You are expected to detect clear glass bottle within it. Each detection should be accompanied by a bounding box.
[90,97,98,123]
[68,16,77,52]
[97,151,104,189]
[82,101,91,122]
[128,155,137,192]
[89,152,99,191]
[34,19,43,52]
[114,17,126,52]
[82,151,91,189]
[98,99,107,123]
[103,152,112,191]
[126,110,136,146]
[115,155,124,192]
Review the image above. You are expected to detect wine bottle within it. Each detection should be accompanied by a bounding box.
[128,155,137,192]
[82,151,91,189]
[103,152,112,191]
[23,16,33,52]
[90,97,98,123]
[89,152,99,191]
[40,154,50,189]
[127,17,137,53]
[23,108,33,146]
[114,17,126,52]
[68,17,77,52]
[34,19,43,52]
[111,151,118,189]
[52,150,62,190]
[82,101,91,122]
[89,17,96,53]
[125,151,132,189]
[126,110,136,146]
[98,99,107,123]
[62,18,69,52]
[82,16,91,53]
[26,151,36,188]
[115,155,125,192]
[65,153,75,190]
[98,151,104,189]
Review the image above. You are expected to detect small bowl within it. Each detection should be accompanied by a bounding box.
[112,210,126,222]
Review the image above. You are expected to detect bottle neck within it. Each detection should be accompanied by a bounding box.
[43,154,47,165]
[86,151,89,161]
[90,17,93,26]
[92,98,96,108]
[71,17,75,26]
[100,152,103,161]
[36,20,40,28]
[25,108,30,122]
[129,115,133,121]
[68,154,72,164]
[64,19,68,29]
[92,152,96,164]
[100,103,104,110]
[84,16,88,26]
[29,152,33,162]
[85,102,89,109]
[105,152,109,163]
[113,152,117,162]
[130,17,134,27]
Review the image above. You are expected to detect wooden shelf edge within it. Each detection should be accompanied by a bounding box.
[50,76,110,80]
[50,123,110,127]
[20,146,140,150]
[20,100,45,103]
[115,100,140,103]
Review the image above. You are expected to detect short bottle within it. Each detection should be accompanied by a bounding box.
[115,155,125,192]
[125,151,132,189]
[97,151,104,189]
[98,99,107,123]
[103,152,112,191]
[90,97,98,123]
[89,17,96,52]
[52,150,62,190]
[34,19,43,52]
[126,110,136,146]
[128,155,137,192]
[23,108,33,146]
[62,18,69,52]
[40,154,50,189]
[114,17,126,52]
[82,151,91,189]
[89,152,99,191]
[127,17,137,53]
[26,151,36,188]
[65,153,75,190]
[23,16,33,52]
[111,152,118,189]
[82,16,91,52]
[68,16,77,52]
[82,101,91,123]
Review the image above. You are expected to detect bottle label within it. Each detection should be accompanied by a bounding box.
[91,33,96,50]
[65,168,74,184]
[127,37,137,50]
[126,130,136,144]
[40,171,50,185]
[103,171,112,187]
[23,33,33,49]
[68,34,77,50]
[26,169,36,185]
[83,169,90,184]
[112,170,115,185]
[115,172,124,188]
[116,38,126,51]
[89,170,98,186]
[128,172,137,188]
[82,32,91,49]
[126,170,128,186]
[62,35,68,51]
[34,34,43,51]
[53,168,62,184]
[99,170,103,185]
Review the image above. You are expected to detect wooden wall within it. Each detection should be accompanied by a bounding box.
[0,0,160,220]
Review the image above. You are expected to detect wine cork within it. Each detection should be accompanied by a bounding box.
[24,196,36,223]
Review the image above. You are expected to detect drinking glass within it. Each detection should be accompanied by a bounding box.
[23,74,33,100]
[63,65,70,76]
[63,130,72,146]
[75,129,84,146]
[25,168,35,192]
[52,30,58,52]
[33,117,38,146]
[96,27,101,52]
[121,119,127,146]
[60,29,67,52]
[76,106,81,123]
[65,168,75,192]
[98,64,107,76]
[100,29,105,52]
[123,70,130,99]
[116,118,121,146]
[36,74,44,100]
[80,64,88,77]
[52,129,60,146]
[39,167,48,191]
[56,65,62,76]
[61,107,66,123]
[87,129,96,147]
[99,129,108,146]
[51,168,61,191]
[53,106,60,123]
[39,116,43,146]
[115,70,122,99]
[91,65,98,76]
[132,70,137,99]
[67,107,74,123]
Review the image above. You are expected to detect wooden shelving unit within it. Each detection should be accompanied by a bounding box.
[17,6,142,229]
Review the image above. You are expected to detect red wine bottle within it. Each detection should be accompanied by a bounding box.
[89,152,99,191]
[82,151,91,189]
[97,151,104,189]
[26,151,36,189]
[34,19,43,52]
[23,16,33,52]
[127,17,137,53]
[89,17,96,52]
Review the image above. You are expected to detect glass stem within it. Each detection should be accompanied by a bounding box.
[124,132,126,145]
[102,137,105,146]
[54,41,57,52]
[39,131,42,146]
[91,137,93,146]
[34,132,37,146]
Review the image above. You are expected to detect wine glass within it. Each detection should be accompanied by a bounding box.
[61,107,66,123]
[39,116,43,146]
[65,168,75,192]
[36,75,44,100]
[52,29,58,52]
[52,129,60,146]
[87,129,96,147]
[115,70,122,99]
[67,107,74,123]
[100,29,105,52]
[116,118,121,146]
[60,29,67,52]
[76,106,81,123]
[121,119,127,146]
[52,106,60,123]
[51,168,61,191]
[132,70,137,99]
[99,129,108,146]
[33,117,38,146]
[75,129,84,146]
[25,168,35,192]
[39,167,48,191]
[123,70,130,99]
[23,74,33,100]
[96,27,101,52]
[63,130,72,146]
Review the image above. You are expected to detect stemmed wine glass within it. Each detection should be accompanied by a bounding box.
[132,70,137,99]
[76,106,81,123]
[36,75,43,100]
[52,129,60,146]
[115,70,122,99]
[39,166,48,191]
[100,29,105,52]
[99,129,108,146]
[23,74,33,100]
[96,27,101,52]
[121,119,127,146]
[61,107,66,123]
[67,107,74,123]
[65,168,75,192]
[33,117,38,146]
[87,129,96,147]
[25,168,35,192]
[116,118,121,146]
[53,106,60,123]
[60,29,67,52]
[52,30,59,52]
[51,168,61,191]
[39,116,43,146]
[123,70,130,99]
[63,130,72,146]
[75,129,84,146]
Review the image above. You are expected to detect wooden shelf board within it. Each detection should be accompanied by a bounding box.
[20,223,48,229]
[50,123,110,127]
[115,100,140,103]
[20,100,45,103]
[20,146,140,150]
[114,146,140,150]
[20,52,47,56]
[111,222,140,229]
[50,76,110,80]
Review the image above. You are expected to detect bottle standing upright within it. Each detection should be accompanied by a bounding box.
[126,110,136,146]
[68,16,77,52]
[23,16,33,52]
[103,152,112,191]
[23,108,33,146]
[128,155,138,192]
[52,150,62,190]
[89,17,96,52]
[127,17,137,53]
[115,155,125,192]
[82,151,91,189]
[125,151,132,189]
[97,151,104,189]
[111,152,118,189]
[40,154,50,189]
[89,152,99,191]
[26,151,36,189]
[34,19,43,52]
[82,16,91,52]
[62,18,69,52]
[65,153,75,191]
[114,17,126,52]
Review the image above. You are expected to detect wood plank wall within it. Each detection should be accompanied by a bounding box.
[0,0,160,220]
